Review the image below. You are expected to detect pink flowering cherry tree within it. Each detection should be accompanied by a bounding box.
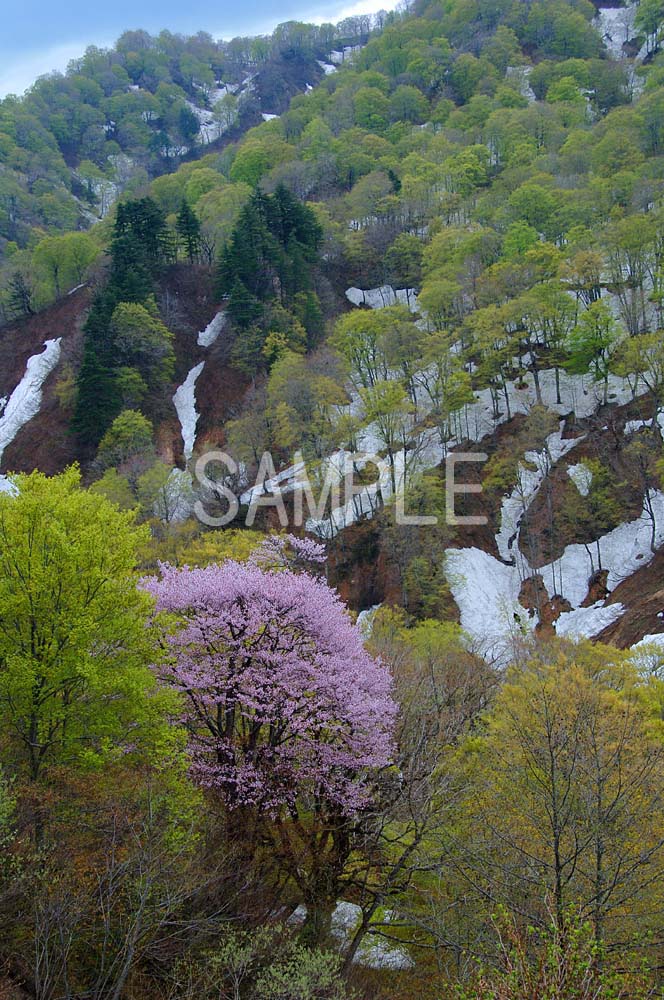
[143,555,396,938]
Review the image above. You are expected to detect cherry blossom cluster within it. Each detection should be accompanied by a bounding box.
[142,558,395,816]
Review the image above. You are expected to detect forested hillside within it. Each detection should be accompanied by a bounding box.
[0,14,378,318]
[5,0,664,995]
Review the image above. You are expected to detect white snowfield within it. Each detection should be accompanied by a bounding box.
[167,309,232,520]
[345,285,419,312]
[555,601,626,639]
[172,311,229,472]
[624,418,652,435]
[173,361,205,462]
[631,633,664,654]
[197,310,226,347]
[496,429,583,562]
[0,339,61,469]
[595,4,637,58]
[447,493,664,663]
[505,65,537,104]
[357,603,383,635]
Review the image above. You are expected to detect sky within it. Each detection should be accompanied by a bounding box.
[0,0,394,98]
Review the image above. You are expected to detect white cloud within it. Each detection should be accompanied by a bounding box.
[308,0,399,23]
[212,0,399,41]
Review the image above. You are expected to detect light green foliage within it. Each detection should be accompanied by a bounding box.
[230,134,296,186]
[89,467,137,510]
[254,945,350,1000]
[96,409,154,471]
[0,468,177,783]
[448,642,664,945]
[567,300,624,400]
[32,231,99,302]
[187,928,352,1000]
[502,221,539,259]
[266,350,346,456]
[110,301,175,392]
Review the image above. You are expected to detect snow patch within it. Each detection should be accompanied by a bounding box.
[624,418,652,435]
[289,900,413,970]
[445,547,535,663]
[173,362,205,462]
[446,492,664,661]
[567,462,593,497]
[0,475,17,495]
[496,428,582,562]
[197,310,226,347]
[594,4,637,58]
[633,632,664,650]
[506,65,537,104]
[357,604,382,636]
[0,339,61,468]
[555,600,625,639]
[345,285,419,313]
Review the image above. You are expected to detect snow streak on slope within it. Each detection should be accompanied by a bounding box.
[496,428,582,562]
[173,361,205,462]
[197,310,226,347]
[0,339,61,467]
[445,547,535,663]
[346,285,419,311]
[446,492,664,663]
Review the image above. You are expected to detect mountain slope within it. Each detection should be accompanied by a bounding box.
[4,0,664,658]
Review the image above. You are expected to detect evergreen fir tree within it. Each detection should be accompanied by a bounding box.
[176,200,201,263]
[72,197,173,448]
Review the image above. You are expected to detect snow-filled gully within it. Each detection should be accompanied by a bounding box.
[172,310,226,463]
[0,338,61,493]
[173,361,205,463]
[168,310,228,518]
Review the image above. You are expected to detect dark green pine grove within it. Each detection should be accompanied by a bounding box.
[73,198,172,448]
[216,185,324,371]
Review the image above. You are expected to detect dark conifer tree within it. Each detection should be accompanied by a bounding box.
[176,200,201,263]
[72,197,172,448]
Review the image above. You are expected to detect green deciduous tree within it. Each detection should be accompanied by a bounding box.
[0,468,176,829]
[96,409,155,474]
[568,302,624,404]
